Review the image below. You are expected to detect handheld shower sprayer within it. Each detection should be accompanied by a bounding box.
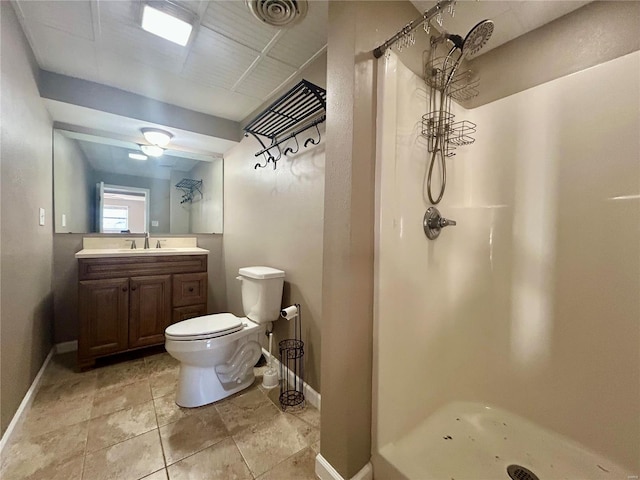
[425,19,494,205]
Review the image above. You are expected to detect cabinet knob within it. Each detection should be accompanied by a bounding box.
[188,287,194,292]
[131,286,137,291]
[122,287,127,292]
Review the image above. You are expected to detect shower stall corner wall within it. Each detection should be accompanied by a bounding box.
[372,51,640,479]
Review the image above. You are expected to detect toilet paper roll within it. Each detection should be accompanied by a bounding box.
[280,305,299,320]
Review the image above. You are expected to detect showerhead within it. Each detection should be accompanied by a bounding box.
[462,19,494,58]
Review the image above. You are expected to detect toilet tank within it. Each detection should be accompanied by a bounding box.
[238,266,285,324]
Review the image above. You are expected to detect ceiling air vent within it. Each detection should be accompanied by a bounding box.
[246,0,308,27]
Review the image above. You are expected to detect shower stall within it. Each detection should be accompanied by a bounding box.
[371,22,639,480]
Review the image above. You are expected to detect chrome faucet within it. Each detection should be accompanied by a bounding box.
[144,232,150,249]
[156,239,166,249]
[126,239,137,249]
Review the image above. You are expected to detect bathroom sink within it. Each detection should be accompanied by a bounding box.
[113,248,179,253]
[75,247,209,258]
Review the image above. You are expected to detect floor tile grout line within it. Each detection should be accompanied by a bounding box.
[83,426,161,459]
[152,393,171,469]
[89,389,154,422]
[230,433,258,479]
[255,444,314,479]
[163,434,231,469]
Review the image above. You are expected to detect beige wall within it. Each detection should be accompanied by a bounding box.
[53,131,93,233]
[373,48,639,473]
[0,3,54,435]
[321,2,433,477]
[222,128,325,393]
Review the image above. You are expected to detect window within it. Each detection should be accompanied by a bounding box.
[103,205,129,233]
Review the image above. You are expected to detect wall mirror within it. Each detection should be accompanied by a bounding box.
[53,128,223,234]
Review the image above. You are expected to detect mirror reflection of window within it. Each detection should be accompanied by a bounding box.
[103,205,129,233]
[99,187,149,233]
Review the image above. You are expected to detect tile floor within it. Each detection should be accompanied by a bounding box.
[1,350,320,480]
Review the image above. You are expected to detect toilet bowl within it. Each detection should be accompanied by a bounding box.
[165,266,285,407]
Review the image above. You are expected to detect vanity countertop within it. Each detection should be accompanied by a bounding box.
[75,247,209,259]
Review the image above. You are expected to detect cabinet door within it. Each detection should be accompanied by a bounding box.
[129,275,171,348]
[173,272,208,307]
[79,278,129,360]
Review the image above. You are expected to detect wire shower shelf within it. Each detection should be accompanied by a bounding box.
[421,53,478,156]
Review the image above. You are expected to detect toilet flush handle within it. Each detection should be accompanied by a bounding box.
[235,276,243,282]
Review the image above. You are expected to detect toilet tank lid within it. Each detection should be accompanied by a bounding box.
[238,266,285,279]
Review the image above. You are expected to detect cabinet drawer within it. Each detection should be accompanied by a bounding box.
[172,304,207,324]
[173,272,208,307]
[79,255,207,280]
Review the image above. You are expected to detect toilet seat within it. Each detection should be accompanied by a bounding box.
[165,313,244,341]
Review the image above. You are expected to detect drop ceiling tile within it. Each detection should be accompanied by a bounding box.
[234,56,296,99]
[27,24,99,79]
[96,50,262,121]
[14,0,95,40]
[182,26,259,89]
[268,1,327,68]
[97,0,187,74]
[201,0,280,52]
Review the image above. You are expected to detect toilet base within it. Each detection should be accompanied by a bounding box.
[175,364,256,408]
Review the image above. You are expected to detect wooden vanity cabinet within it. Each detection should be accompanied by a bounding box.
[78,255,207,369]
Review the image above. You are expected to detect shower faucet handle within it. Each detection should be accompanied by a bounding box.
[424,207,456,240]
[436,217,456,228]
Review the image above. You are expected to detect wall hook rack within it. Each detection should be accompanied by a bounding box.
[244,79,326,170]
[175,178,202,204]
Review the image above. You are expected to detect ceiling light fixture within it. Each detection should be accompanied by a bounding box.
[141,128,173,147]
[140,145,165,157]
[129,152,148,161]
[141,2,194,46]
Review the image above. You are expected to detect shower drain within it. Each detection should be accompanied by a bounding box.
[507,464,540,480]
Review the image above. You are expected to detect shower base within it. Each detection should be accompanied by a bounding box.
[374,401,632,480]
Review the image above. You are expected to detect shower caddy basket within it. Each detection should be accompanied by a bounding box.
[421,53,478,157]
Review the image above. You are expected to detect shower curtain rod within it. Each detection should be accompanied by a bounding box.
[372,0,454,59]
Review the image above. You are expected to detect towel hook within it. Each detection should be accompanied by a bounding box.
[254,151,271,169]
[283,135,300,156]
[255,144,283,169]
[304,123,321,148]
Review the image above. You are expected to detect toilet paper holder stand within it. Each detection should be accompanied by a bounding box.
[278,304,305,410]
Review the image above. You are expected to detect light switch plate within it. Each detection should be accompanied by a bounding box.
[151,220,159,227]
[39,208,45,226]
[61,214,66,227]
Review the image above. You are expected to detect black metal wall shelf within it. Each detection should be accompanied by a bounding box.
[175,178,202,204]
[243,79,326,170]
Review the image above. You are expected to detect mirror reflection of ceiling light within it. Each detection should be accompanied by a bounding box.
[141,128,173,147]
[140,145,165,157]
[141,3,194,46]
[129,152,148,161]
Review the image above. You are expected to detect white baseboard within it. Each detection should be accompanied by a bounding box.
[55,340,78,354]
[315,454,373,480]
[261,348,321,411]
[0,347,54,455]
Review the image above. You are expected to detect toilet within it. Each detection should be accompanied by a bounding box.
[165,266,285,407]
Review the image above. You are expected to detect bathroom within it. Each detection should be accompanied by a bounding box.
[1,0,638,479]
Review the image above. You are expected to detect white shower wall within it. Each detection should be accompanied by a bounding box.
[373,51,639,472]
